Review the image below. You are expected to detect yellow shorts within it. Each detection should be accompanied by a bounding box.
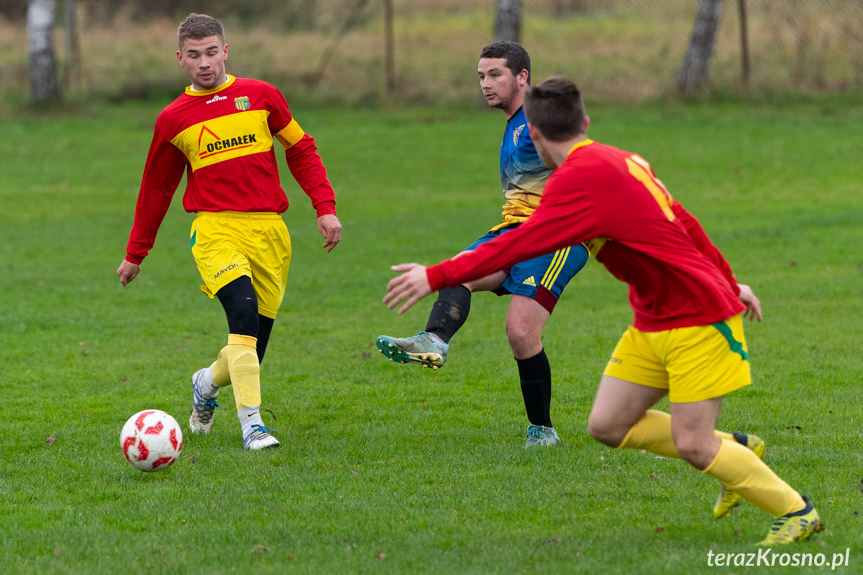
[602,315,751,403]
[190,211,292,319]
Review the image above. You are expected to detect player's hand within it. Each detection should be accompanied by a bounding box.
[737,283,762,322]
[384,263,432,314]
[117,259,140,287]
[317,213,342,252]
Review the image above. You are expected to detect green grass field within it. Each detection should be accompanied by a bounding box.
[1,94,861,574]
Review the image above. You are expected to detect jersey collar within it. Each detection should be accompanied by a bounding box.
[185,74,236,97]
[567,139,594,156]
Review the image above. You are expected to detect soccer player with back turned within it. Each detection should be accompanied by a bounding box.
[117,13,342,450]
[384,76,823,545]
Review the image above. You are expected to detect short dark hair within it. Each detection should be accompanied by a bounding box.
[178,13,225,49]
[524,76,587,142]
[480,41,531,83]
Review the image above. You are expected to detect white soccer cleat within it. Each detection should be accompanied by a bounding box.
[243,424,280,451]
[189,368,219,435]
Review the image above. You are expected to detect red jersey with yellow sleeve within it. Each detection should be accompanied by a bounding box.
[427,140,745,332]
[125,75,336,265]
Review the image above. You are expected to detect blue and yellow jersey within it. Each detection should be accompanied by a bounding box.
[493,106,553,230]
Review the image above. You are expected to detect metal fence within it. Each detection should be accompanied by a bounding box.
[1,0,861,104]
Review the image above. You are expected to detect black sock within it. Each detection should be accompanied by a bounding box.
[425,285,471,343]
[516,348,553,428]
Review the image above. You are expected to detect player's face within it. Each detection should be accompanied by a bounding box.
[477,58,528,116]
[177,35,229,91]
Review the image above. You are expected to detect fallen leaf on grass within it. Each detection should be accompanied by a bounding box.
[46,434,57,444]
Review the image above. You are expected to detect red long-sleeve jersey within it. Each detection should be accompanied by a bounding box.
[427,140,745,332]
[125,75,336,265]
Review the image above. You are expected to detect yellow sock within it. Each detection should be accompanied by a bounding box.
[703,438,806,516]
[213,353,231,387]
[212,334,261,410]
[618,409,737,458]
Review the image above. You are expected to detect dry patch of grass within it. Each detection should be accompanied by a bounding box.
[1,1,861,107]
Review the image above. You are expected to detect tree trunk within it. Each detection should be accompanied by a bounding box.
[494,0,522,43]
[63,0,81,90]
[28,0,61,102]
[677,0,722,95]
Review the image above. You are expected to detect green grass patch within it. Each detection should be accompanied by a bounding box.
[0,96,860,573]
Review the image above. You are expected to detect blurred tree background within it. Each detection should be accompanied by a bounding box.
[2,0,861,107]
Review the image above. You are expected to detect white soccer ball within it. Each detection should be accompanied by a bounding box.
[120,409,183,472]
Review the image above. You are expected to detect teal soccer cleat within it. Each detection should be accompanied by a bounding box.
[525,424,562,447]
[376,331,449,370]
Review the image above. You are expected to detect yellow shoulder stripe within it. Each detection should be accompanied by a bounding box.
[275,118,306,148]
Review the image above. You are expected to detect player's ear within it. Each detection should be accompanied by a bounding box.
[584,115,590,133]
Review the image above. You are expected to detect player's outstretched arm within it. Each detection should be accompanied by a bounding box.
[117,259,141,287]
[737,283,762,322]
[317,213,342,252]
[384,263,432,314]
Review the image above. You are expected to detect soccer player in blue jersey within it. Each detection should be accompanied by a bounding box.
[376,42,589,447]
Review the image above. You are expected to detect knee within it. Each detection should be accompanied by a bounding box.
[587,413,626,448]
[505,320,537,356]
[219,289,259,336]
[674,435,719,470]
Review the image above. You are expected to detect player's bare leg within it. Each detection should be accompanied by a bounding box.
[507,295,559,446]
[588,376,668,448]
[591,376,822,544]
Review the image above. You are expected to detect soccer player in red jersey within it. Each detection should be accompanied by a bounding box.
[117,13,342,451]
[384,76,822,545]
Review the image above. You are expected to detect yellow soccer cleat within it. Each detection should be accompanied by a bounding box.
[758,497,824,545]
[713,433,766,519]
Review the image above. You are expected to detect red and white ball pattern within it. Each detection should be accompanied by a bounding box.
[120,409,183,472]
